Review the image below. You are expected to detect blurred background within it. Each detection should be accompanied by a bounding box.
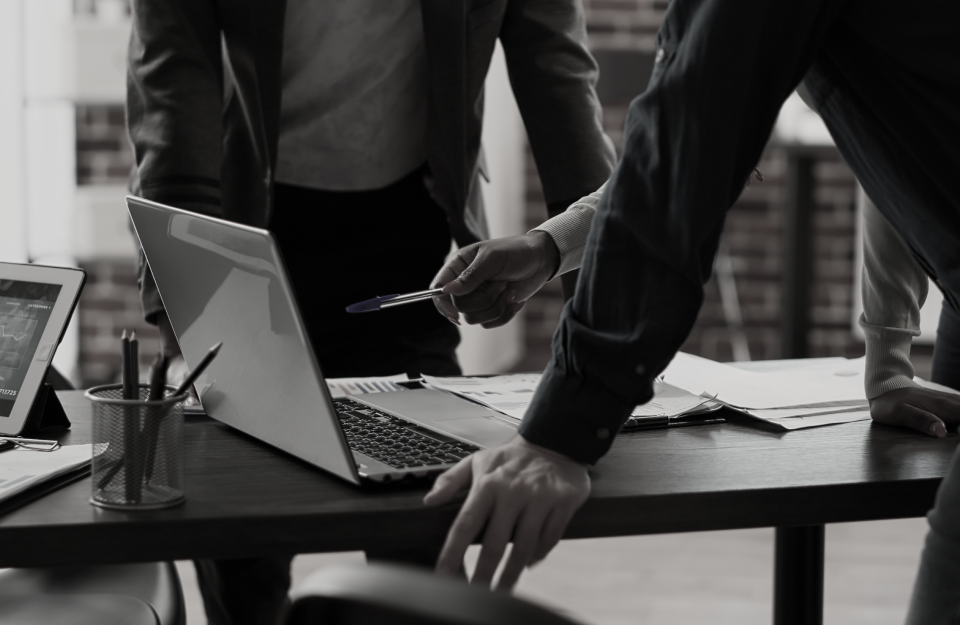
[0,0,942,388]
[0,1,938,623]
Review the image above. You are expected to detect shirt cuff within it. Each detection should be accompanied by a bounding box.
[859,312,920,398]
[519,360,647,465]
[530,185,604,278]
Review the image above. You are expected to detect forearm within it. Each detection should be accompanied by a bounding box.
[521,0,841,463]
[128,0,224,212]
[533,185,605,277]
[500,0,615,205]
[860,193,928,398]
[129,0,225,321]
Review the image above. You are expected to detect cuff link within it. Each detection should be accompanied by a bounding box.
[635,364,646,375]
[596,427,610,440]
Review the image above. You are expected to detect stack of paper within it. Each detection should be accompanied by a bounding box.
[421,374,718,424]
[0,444,90,504]
[326,375,410,398]
[421,374,541,421]
[661,353,870,430]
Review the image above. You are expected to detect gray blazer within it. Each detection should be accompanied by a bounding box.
[128,0,616,320]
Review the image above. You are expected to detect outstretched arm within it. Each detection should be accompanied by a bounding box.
[859,194,960,436]
[428,0,843,590]
[431,186,603,327]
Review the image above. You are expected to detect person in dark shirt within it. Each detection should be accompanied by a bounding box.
[423,0,960,605]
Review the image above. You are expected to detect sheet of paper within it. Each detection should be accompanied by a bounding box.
[421,374,541,421]
[325,375,410,398]
[424,374,712,422]
[741,404,869,420]
[661,352,867,409]
[631,382,717,417]
[745,409,871,430]
[0,444,90,502]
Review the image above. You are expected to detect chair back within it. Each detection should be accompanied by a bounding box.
[287,563,586,625]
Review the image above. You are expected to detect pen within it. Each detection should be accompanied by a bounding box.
[121,330,132,399]
[125,330,140,502]
[0,436,61,451]
[346,288,444,313]
[0,436,62,445]
[129,331,139,398]
[174,342,223,397]
[143,353,170,483]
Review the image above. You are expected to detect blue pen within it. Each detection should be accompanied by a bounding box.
[346,288,444,313]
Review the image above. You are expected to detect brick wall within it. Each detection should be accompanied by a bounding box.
[73,1,919,385]
[512,1,936,376]
[75,103,151,386]
[76,105,133,186]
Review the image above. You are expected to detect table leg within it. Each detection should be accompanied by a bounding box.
[774,525,824,625]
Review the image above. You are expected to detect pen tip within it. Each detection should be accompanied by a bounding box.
[212,342,223,353]
[121,329,127,340]
[130,330,137,341]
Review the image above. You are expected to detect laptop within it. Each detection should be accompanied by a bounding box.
[126,196,517,485]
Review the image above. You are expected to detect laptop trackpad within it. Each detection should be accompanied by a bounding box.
[433,417,516,448]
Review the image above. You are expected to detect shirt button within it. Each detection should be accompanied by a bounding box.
[655,48,665,63]
[635,364,646,375]
[596,427,610,440]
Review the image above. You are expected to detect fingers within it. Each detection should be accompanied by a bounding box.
[471,496,522,586]
[481,301,525,329]
[434,474,496,576]
[920,393,960,427]
[431,246,477,291]
[443,248,509,297]
[432,294,461,325]
[495,502,550,590]
[424,457,474,507]
[530,505,573,565]
[872,401,946,437]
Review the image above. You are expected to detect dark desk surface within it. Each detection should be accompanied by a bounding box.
[0,391,955,568]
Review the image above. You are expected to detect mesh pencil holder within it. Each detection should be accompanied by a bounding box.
[85,383,188,510]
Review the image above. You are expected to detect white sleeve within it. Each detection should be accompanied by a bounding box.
[530,183,605,277]
[859,193,928,398]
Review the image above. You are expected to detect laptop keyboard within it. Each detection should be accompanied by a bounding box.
[332,398,480,469]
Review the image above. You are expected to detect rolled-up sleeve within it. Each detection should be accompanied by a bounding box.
[520,0,842,464]
[532,184,605,277]
[859,194,927,398]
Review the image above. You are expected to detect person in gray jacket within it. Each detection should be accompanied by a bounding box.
[126,1,615,623]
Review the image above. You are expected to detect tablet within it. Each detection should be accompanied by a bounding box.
[0,263,85,435]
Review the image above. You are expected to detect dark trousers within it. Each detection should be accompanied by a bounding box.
[932,304,960,391]
[904,303,960,623]
[196,169,461,625]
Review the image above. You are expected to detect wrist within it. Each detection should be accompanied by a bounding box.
[527,231,561,280]
[516,434,587,468]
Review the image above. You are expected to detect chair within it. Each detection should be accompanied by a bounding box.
[0,368,186,625]
[286,563,586,625]
[0,562,185,625]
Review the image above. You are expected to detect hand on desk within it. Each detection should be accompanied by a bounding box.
[869,386,960,437]
[430,232,560,328]
[424,435,590,589]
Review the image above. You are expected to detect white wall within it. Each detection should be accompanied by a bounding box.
[0,0,28,264]
[455,42,527,375]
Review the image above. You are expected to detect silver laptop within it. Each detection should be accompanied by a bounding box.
[127,196,517,484]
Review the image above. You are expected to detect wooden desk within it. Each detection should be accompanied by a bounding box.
[1,392,955,625]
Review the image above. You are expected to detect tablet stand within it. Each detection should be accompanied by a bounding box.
[21,384,71,436]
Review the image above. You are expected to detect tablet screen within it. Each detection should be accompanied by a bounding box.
[0,280,63,418]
